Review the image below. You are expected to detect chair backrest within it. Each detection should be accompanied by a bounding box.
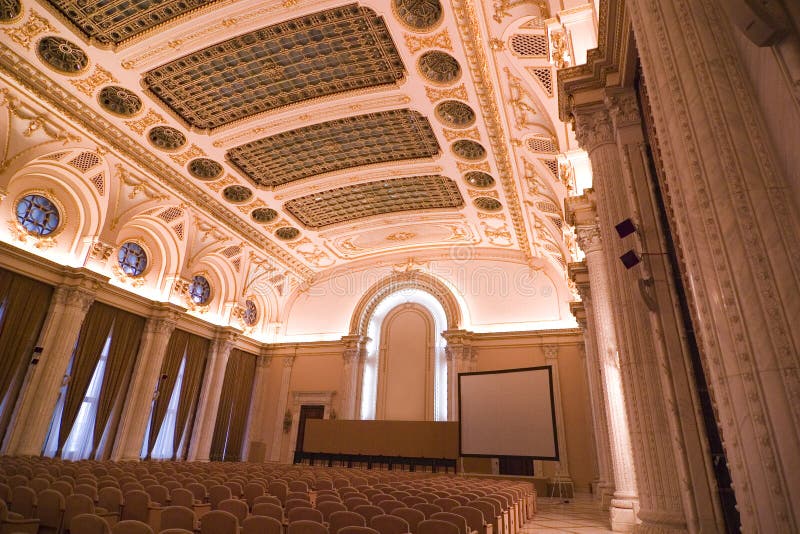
[412,502,443,518]
[121,490,150,523]
[10,485,37,518]
[469,500,497,521]
[452,506,485,533]
[450,495,470,506]
[243,515,282,534]
[288,506,324,524]
[169,488,195,509]
[243,482,264,507]
[353,504,384,523]
[223,481,243,498]
[288,480,309,493]
[111,519,154,534]
[65,493,96,530]
[30,477,50,494]
[252,502,283,521]
[200,510,239,534]
[315,479,334,491]
[339,528,379,534]
[37,488,65,529]
[370,514,410,534]
[208,485,232,509]
[345,498,371,511]
[71,512,111,534]
[75,484,99,502]
[318,500,348,521]
[391,507,425,532]
[370,494,394,505]
[431,512,469,534]
[433,498,459,512]
[267,481,288,505]
[287,519,329,534]
[377,500,404,514]
[160,530,194,534]
[97,486,123,516]
[417,519,460,534]
[219,498,248,522]
[400,496,426,507]
[160,505,195,531]
[317,494,343,505]
[185,483,206,502]
[288,491,311,502]
[328,510,366,534]
[145,485,169,506]
[254,495,282,507]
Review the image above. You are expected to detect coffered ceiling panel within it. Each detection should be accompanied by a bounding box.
[143,4,406,130]
[45,0,218,45]
[285,175,463,229]
[228,109,440,188]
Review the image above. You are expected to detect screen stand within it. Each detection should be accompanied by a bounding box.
[548,463,573,504]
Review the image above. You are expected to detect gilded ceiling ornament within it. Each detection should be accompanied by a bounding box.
[474,197,503,212]
[227,109,439,188]
[404,28,452,54]
[386,231,417,242]
[275,227,300,241]
[144,5,405,130]
[125,109,164,135]
[98,86,142,117]
[393,0,443,31]
[549,29,572,69]
[70,65,117,96]
[251,208,278,224]
[464,171,496,188]
[3,10,54,49]
[492,0,549,24]
[418,51,461,85]
[43,0,219,45]
[0,0,21,22]
[451,139,487,161]
[37,36,88,74]
[169,144,205,166]
[526,66,554,97]
[456,160,491,173]
[443,127,480,142]
[237,198,266,215]
[481,221,513,246]
[147,126,186,151]
[505,67,539,129]
[285,175,464,229]
[187,158,223,181]
[206,174,236,193]
[468,189,499,199]
[434,100,476,128]
[425,84,468,103]
[222,185,253,204]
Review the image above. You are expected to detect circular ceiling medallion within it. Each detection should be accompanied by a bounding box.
[222,185,253,203]
[98,86,142,117]
[464,171,495,188]
[1,0,22,22]
[251,208,278,223]
[474,197,503,212]
[393,0,443,31]
[418,51,461,85]
[148,126,186,151]
[188,158,223,180]
[435,100,476,128]
[37,36,88,74]
[452,139,486,160]
[275,227,300,241]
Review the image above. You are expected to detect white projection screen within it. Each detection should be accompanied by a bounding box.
[459,366,558,459]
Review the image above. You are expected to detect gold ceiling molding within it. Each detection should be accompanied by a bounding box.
[425,83,468,103]
[169,144,206,166]
[505,67,540,129]
[3,10,55,49]
[69,65,116,97]
[210,94,413,149]
[206,175,237,193]
[0,50,313,278]
[456,160,491,173]
[285,175,464,229]
[227,109,440,188]
[125,109,164,136]
[468,189,499,199]
[404,28,453,54]
[443,126,480,141]
[143,5,406,130]
[492,0,549,24]
[450,0,532,261]
[481,221,513,246]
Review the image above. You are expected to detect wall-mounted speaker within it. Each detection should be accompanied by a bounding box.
[620,250,641,269]
[615,218,636,238]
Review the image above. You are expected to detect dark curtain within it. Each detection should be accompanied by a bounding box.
[210,349,258,461]
[146,329,190,458]
[172,334,209,459]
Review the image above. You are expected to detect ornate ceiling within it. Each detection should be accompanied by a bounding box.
[1,0,585,282]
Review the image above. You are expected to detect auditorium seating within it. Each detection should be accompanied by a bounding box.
[0,455,535,534]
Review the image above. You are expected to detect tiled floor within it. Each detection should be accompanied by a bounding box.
[521,493,614,533]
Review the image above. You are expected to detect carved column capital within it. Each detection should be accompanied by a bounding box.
[256,354,271,368]
[605,90,641,129]
[573,107,615,152]
[341,335,369,365]
[575,224,603,254]
[543,344,559,360]
[283,356,296,369]
[55,285,96,313]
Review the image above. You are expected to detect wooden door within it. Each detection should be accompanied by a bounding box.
[295,405,325,454]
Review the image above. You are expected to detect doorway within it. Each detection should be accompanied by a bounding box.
[294,404,325,461]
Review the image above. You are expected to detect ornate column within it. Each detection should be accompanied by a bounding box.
[568,203,639,531]
[543,345,572,486]
[4,283,96,455]
[187,329,238,461]
[270,355,295,461]
[568,265,615,510]
[111,310,179,460]
[242,352,272,461]
[442,329,474,421]
[340,335,368,420]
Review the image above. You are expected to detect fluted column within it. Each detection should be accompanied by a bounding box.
[340,335,368,420]
[270,355,295,461]
[111,311,179,460]
[569,273,615,510]
[543,345,572,484]
[187,329,238,461]
[4,283,96,455]
[442,329,474,421]
[572,220,639,532]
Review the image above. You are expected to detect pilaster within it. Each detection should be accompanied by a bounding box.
[242,352,272,461]
[4,282,97,455]
[340,335,369,420]
[270,354,295,461]
[442,329,475,421]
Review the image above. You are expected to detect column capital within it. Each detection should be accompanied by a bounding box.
[543,344,559,360]
[256,354,271,368]
[53,284,96,313]
[605,89,641,129]
[573,106,615,152]
[441,329,474,346]
[283,356,296,369]
[575,224,603,254]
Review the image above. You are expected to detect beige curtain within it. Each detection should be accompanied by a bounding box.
[146,329,190,458]
[210,349,258,461]
[172,333,209,459]
[91,309,145,457]
[224,350,257,461]
[57,302,116,456]
[0,271,53,442]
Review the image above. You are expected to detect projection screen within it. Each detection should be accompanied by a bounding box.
[459,366,558,459]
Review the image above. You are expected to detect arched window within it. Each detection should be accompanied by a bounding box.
[15,194,60,236]
[118,242,147,276]
[243,299,258,326]
[188,275,211,304]
[360,288,448,422]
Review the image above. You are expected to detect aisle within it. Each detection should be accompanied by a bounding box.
[522,494,614,533]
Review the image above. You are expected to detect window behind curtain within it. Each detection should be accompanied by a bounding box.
[141,355,187,459]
